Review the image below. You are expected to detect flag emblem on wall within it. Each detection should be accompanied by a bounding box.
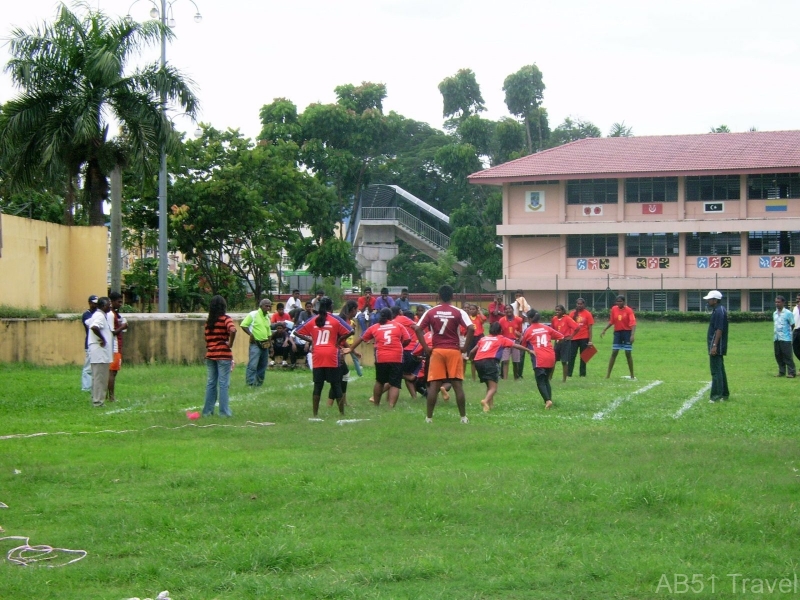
[765,200,788,212]
[642,204,663,214]
[582,205,604,216]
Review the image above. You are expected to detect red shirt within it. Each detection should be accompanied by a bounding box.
[487,302,505,324]
[392,314,417,338]
[271,311,292,324]
[470,312,487,336]
[362,321,411,363]
[417,304,473,350]
[551,315,579,338]
[205,315,236,361]
[357,296,375,312]
[295,314,353,368]
[473,335,515,361]
[609,305,636,331]
[521,324,564,369]
[500,315,523,341]
[569,309,594,341]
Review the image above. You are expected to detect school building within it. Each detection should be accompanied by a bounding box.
[468,130,800,312]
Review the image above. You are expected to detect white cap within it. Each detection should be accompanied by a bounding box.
[703,290,723,300]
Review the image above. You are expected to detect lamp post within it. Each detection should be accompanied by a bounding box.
[129,0,201,313]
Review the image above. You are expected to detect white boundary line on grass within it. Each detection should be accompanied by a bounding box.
[592,380,663,420]
[673,383,712,419]
[0,421,275,441]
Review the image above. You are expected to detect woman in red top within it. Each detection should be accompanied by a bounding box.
[467,304,487,381]
[521,309,564,409]
[601,295,637,379]
[551,304,579,382]
[350,308,411,408]
[203,295,237,417]
[469,322,534,412]
[500,305,523,380]
[295,296,353,418]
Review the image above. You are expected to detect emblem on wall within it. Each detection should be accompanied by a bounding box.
[635,257,670,269]
[641,204,663,215]
[759,256,795,268]
[696,256,732,269]
[525,191,545,212]
[577,258,610,270]
[582,205,604,216]
[703,202,724,213]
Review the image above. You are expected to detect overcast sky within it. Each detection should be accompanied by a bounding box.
[2,0,799,143]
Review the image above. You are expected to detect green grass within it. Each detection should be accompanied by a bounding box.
[1,322,799,599]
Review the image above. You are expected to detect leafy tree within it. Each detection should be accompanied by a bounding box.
[548,117,602,147]
[448,191,502,284]
[0,4,197,226]
[258,98,301,144]
[608,122,633,137]
[491,117,528,165]
[503,64,547,153]
[710,125,731,133]
[124,257,159,312]
[438,69,486,123]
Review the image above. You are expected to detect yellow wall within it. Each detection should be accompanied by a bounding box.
[0,214,107,311]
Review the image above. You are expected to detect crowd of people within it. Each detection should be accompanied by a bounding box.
[85,283,798,418]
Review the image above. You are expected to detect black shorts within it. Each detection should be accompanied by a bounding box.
[554,340,570,364]
[402,350,422,375]
[474,358,500,384]
[313,366,343,398]
[376,362,403,388]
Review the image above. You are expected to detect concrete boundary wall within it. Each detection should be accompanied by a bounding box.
[0,315,378,367]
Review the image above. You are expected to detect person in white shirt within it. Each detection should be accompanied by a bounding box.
[87,297,114,407]
[512,290,531,318]
[286,289,303,321]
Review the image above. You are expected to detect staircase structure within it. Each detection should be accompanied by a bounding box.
[348,185,461,287]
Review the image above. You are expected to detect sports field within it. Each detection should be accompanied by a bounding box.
[1,321,798,599]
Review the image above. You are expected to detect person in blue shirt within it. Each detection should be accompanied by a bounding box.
[705,290,729,403]
[773,295,796,378]
[395,288,411,312]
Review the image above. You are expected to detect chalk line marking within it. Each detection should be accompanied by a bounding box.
[592,380,663,420]
[673,383,712,419]
[336,419,371,425]
[0,421,274,441]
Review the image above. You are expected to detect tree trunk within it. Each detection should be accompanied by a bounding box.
[524,116,533,154]
[86,159,109,226]
[63,175,76,226]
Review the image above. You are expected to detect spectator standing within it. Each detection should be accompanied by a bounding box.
[356,287,376,332]
[106,292,128,402]
[240,298,272,386]
[81,295,99,391]
[203,295,237,417]
[568,298,594,378]
[87,297,113,407]
[395,288,411,312]
[601,295,637,380]
[487,293,505,325]
[773,295,796,378]
[793,293,800,362]
[705,290,729,402]
[511,290,531,318]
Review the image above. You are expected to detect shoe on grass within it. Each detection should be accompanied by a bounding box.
[460,416,469,424]
[425,417,433,423]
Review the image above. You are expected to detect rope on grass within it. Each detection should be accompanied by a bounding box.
[0,421,275,442]
[1,535,87,567]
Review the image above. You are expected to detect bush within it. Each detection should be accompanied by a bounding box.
[0,305,57,319]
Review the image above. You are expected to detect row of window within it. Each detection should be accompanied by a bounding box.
[564,290,796,312]
[564,173,800,204]
[563,232,800,258]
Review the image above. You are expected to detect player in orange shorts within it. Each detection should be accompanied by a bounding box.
[415,285,474,423]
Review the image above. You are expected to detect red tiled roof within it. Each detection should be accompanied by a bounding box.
[468,130,800,183]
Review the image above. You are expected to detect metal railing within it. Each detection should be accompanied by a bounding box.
[360,206,450,250]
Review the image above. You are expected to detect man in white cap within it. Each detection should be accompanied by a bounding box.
[704,290,729,403]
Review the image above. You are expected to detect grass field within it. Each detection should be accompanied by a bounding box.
[1,321,799,599]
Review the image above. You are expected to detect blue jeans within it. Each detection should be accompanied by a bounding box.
[246,343,269,386]
[204,359,232,416]
[81,349,92,391]
[349,352,363,377]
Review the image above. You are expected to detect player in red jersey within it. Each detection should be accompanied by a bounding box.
[551,304,579,382]
[350,308,411,407]
[469,321,534,412]
[415,285,474,423]
[521,309,565,409]
[568,298,595,378]
[601,295,637,379]
[295,297,353,418]
[500,305,524,380]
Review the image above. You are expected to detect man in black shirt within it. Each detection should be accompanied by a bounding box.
[705,290,729,403]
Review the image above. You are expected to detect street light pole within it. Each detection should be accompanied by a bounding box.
[157,0,168,312]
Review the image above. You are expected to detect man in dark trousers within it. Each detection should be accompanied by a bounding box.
[705,290,729,403]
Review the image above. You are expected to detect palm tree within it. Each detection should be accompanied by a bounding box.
[0,3,198,226]
[608,122,633,137]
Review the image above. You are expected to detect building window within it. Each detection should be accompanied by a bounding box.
[749,290,799,312]
[685,175,740,201]
[625,233,679,257]
[685,232,741,256]
[567,234,619,257]
[625,177,678,203]
[624,291,680,311]
[687,290,741,311]
[566,179,618,205]
[748,231,800,255]
[747,174,800,199]
[566,291,616,311]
